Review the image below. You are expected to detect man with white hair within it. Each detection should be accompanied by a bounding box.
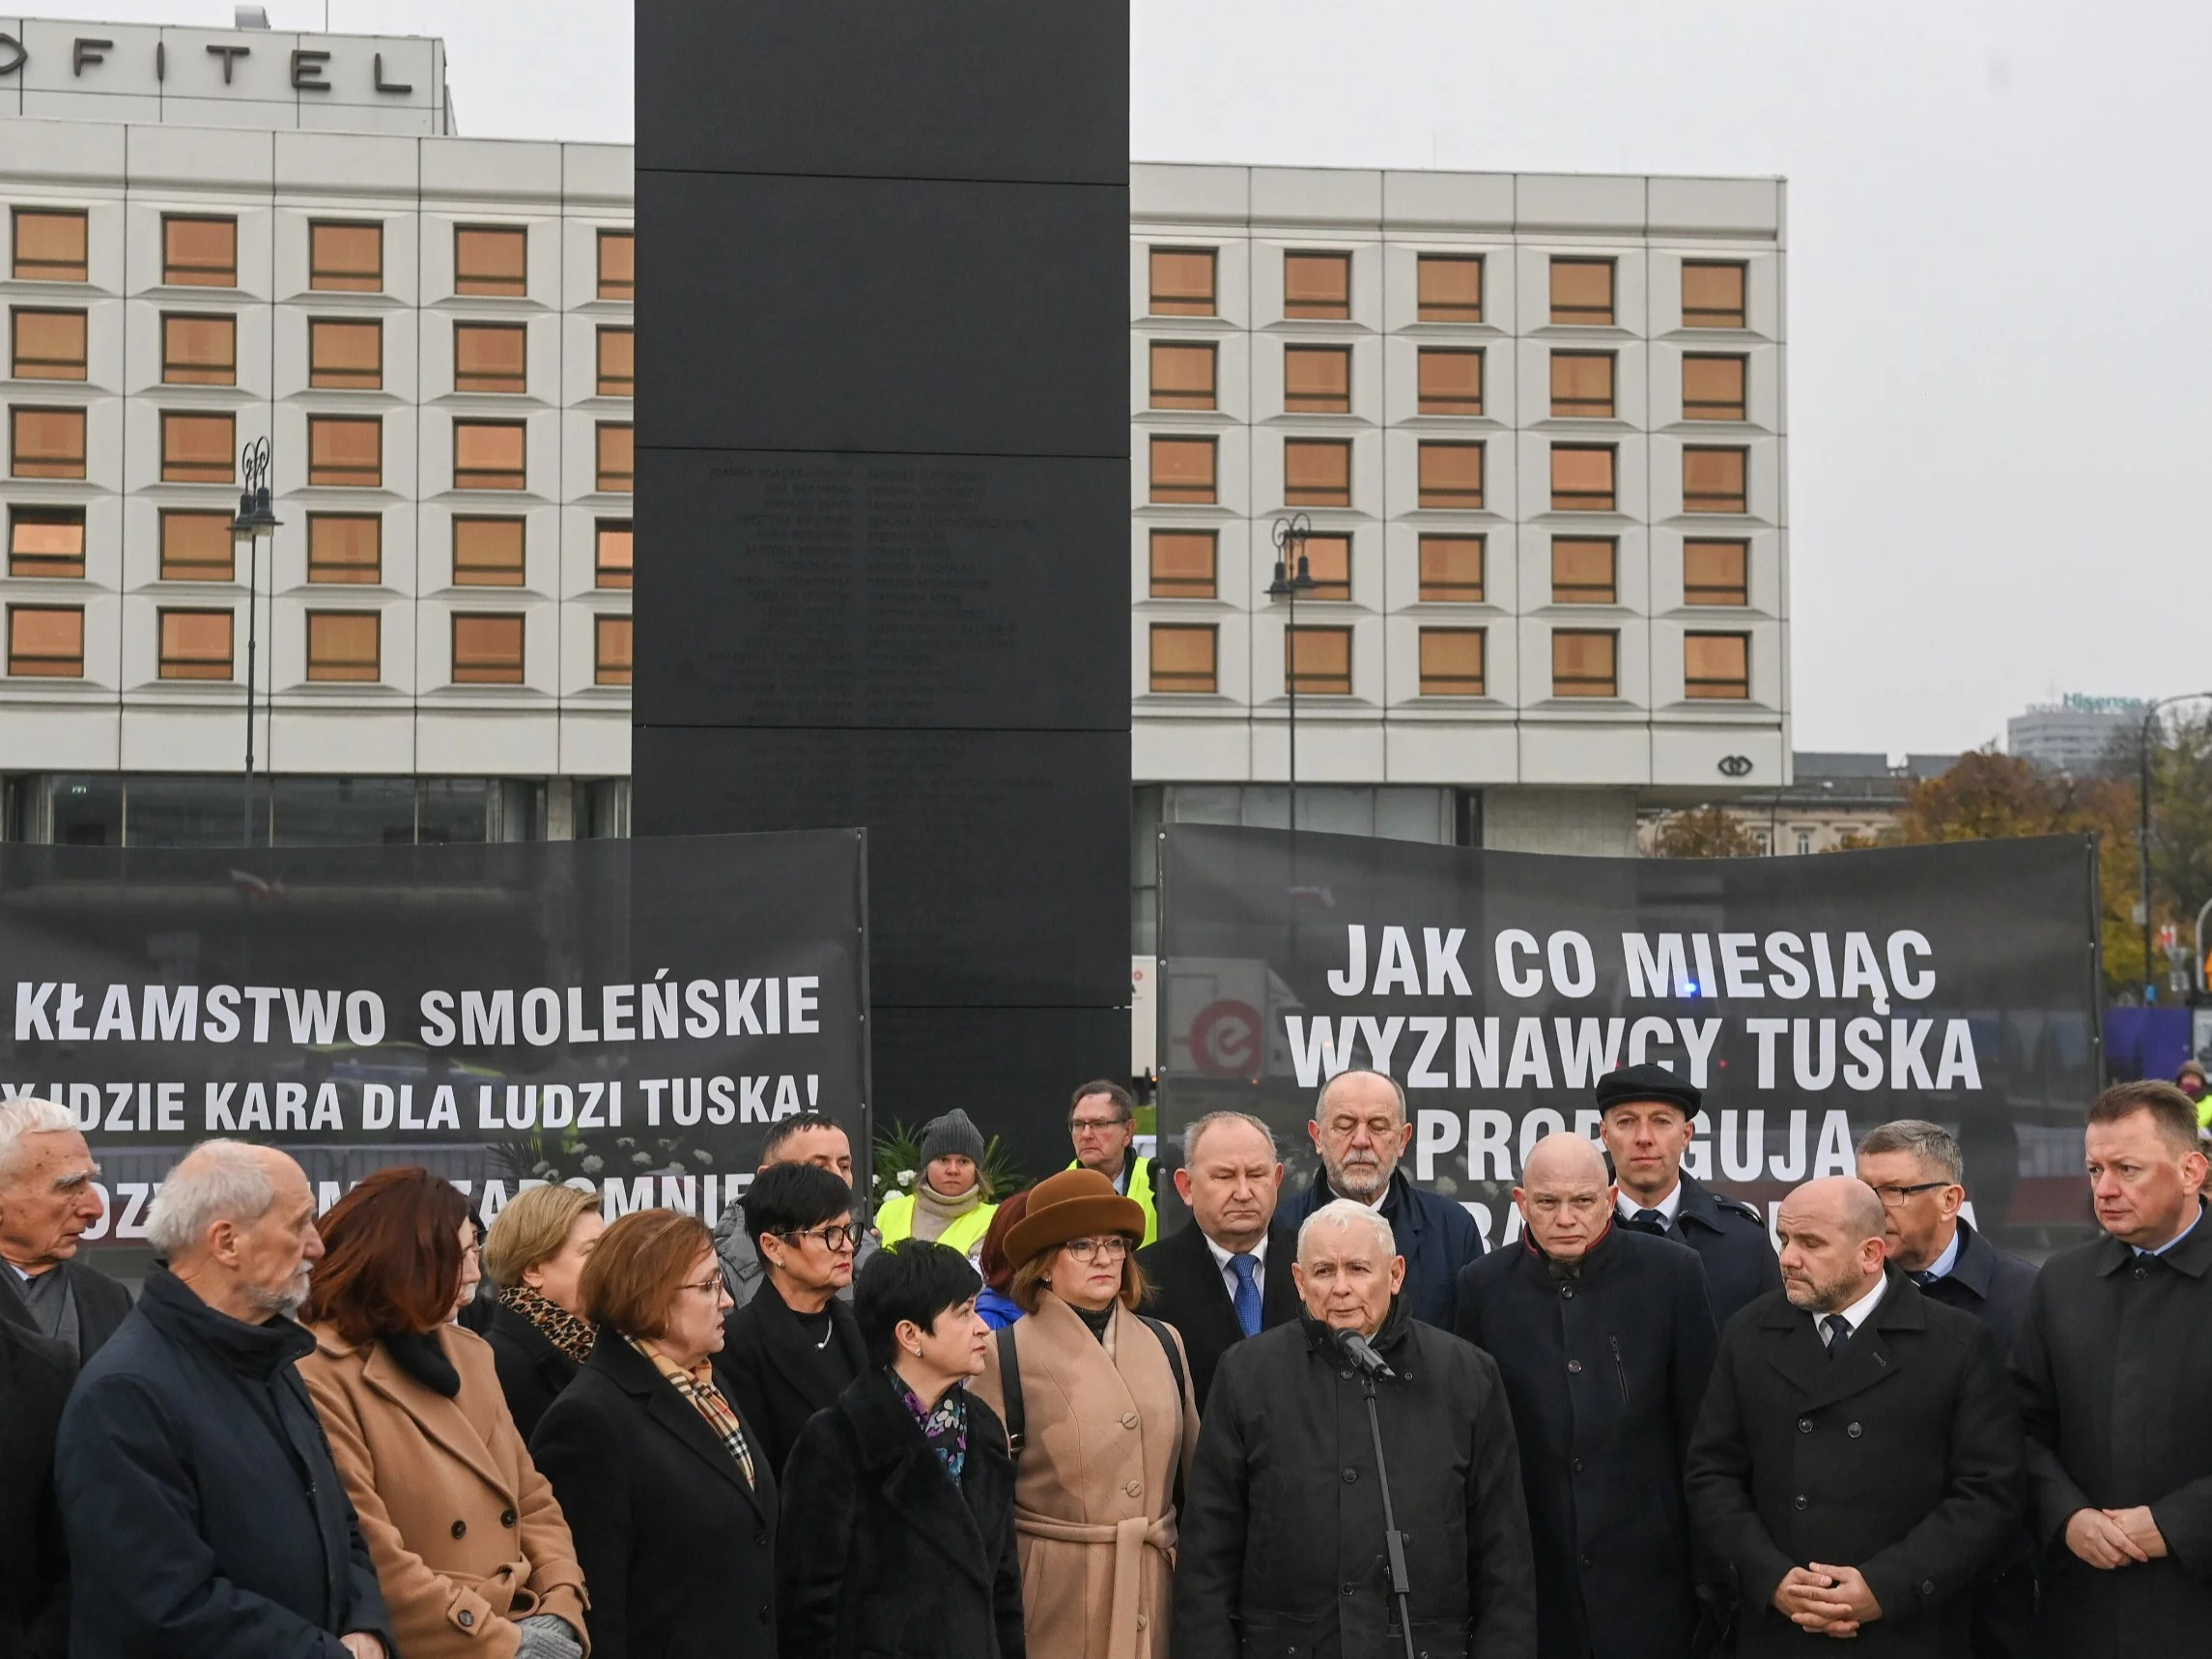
[0,1097,130,1361]
[1175,1197,1537,1658]
[54,1139,393,1659]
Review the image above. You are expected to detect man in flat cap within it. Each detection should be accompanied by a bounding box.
[1599,1063,1779,1332]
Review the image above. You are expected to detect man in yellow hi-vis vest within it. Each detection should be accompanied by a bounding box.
[874,1107,998,1259]
[1065,1078,1157,1246]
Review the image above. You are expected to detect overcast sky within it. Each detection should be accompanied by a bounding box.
[39,3,2206,757]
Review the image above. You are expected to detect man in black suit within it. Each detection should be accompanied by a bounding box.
[0,1316,72,1658]
[0,1100,130,1362]
[1600,1065,1780,1331]
[1136,1109,1298,1411]
[1686,1176,2022,1656]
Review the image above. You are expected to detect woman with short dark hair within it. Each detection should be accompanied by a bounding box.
[777,1241,1025,1659]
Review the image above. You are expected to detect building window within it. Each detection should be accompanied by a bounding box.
[1283,345,1350,413]
[1149,248,1215,317]
[1149,342,1215,410]
[161,412,234,484]
[595,423,632,494]
[159,510,234,581]
[8,604,82,675]
[9,505,83,578]
[1683,261,1746,328]
[455,226,527,297]
[1551,537,1617,603]
[1148,529,1215,598]
[452,517,525,586]
[1417,534,1484,601]
[1149,435,1216,503]
[452,614,525,683]
[1550,351,1615,418]
[13,309,85,381]
[1416,254,1482,322]
[1550,258,1614,326]
[310,221,383,292]
[1417,441,1483,509]
[1551,628,1618,697]
[11,408,85,479]
[595,615,633,686]
[1684,538,1749,605]
[596,520,633,589]
[308,415,382,487]
[1149,623,1216,693]
[1286,624,1352,694]
[453,323,525,394]
[1300,532,1351,601]
[308,319,382,390]
[161,314,235,386]
[1418,627,1485,696]
[306,611,381,682]
[163,216,236,287]
[1285,439,1351,507]
[1416,348,1482,415]
[307,514,381,585]
[13,210,86,282]
[1284,251,1350,320]
[1796,830,1812,856]
[1682,354,1746,420]
[597,230,634,300]
[455,420,526,490]
[597,327,634,397]
[157,608,233,679]
[1550,444,1616,512]
[1684,446,1748,513]
[1686,631,1750,699]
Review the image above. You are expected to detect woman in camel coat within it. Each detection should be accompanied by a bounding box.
[971,1168,1198,1659]
[300,1168,588,1659]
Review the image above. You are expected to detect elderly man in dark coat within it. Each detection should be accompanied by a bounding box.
[0,1098,132,1362]
[2012,1080,2212,1656]
[1176,1197,1537,1659]
[1686,1176,2021,1656]
[1455,1132,1718,1659]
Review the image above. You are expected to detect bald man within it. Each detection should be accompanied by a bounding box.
[1454,1134,1718,1659]
[1685,1178,2023,1657]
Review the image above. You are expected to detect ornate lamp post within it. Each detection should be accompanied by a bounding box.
[229,438,280,845]
[1266,512,1318,832]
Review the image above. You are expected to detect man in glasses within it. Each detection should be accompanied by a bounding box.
[714,1161,868,1479]
[1066,1079,1159,1245]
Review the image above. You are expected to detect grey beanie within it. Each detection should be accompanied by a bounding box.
[919,1108,987,1169]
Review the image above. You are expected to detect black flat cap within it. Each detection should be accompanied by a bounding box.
[1595,1063,1700,1116]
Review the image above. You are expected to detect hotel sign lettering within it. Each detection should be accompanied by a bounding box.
[0,30,428,102]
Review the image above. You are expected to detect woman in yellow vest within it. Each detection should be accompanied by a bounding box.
[876,1108,998,1260]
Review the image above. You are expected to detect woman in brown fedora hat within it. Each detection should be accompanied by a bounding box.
[970,1167,1198,1659]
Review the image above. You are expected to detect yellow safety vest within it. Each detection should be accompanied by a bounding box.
[1066,1154,1159,1246]
[875,1190,998,1258]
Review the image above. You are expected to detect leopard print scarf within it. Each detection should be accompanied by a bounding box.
[497,1283,597,1365]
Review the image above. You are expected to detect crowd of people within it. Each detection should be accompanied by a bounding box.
[0,1062,2208,1659]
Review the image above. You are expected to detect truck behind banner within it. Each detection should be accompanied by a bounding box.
[1158,826,2102,1258]
[1,829,869,1270]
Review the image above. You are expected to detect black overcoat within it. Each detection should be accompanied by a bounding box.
[0,1320,71,1659]
[530,1328,780,1659]
[1620,1172,1781,1332]
[776,1366,1026,1659]
[0,1255,132,1361]
[2011,1203,2212,1655]
[1685,1267,2023,1657]
[483,1300,581,1443]
[1453,1226,1718,1659]
[1916,1217,2035,1357]
[1173,1303,1538,1659]
[715,1275,868,1480]
[1136,1216,1300,1412]
[1279,1168,1486,1329]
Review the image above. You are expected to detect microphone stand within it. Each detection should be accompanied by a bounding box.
[1358,1368,1419,1659]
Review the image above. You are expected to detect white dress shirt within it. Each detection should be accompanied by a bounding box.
[1616,1182,1686,1227]
[1205,1230,1269,1304]
[1818,1273,1888,1345]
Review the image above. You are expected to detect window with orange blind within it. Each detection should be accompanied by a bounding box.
[311,222,383,292]
[1417,349,1482,415]
[309,319,382,390]
[1549,258,1613,325]
[13,210,85,282]
[1148,529,1215,598]
[1149,623,1216,693]
[162,314,235,386]
[455,324,525,393]
[1416,254,1482,322]
[1283,345,1349,413]
[161,412,235,484]
[1551,629,1617,697]
[157,608,234,679]
[596,423,632,493]
[160,512,234,582]
[453,518,525,586]
[8,604,81,675]
[1283,251,1350,319]
[163,216,236,287]
[456,421,526,490]
[595,615,634,685]
[1149,436,1216,503]
[1149,248,1215,316]
[10,506,83,578]
[1684,539,1749,606]
[14,309,85,380]
[306,612,381,682]
[1549,445,1615,512]
[308,415,382,488]
[597,231,634,300]
[1682,355,1746,420]
[1550,352,1614,418]
[1551,537,1617,603]
[1284,439,1350,507]
[1149,342,1215,410]
[1685,632,1750,699]
[1684,446,1747,513]
[596,521,633,589]
[1417,442,1482,508]
[1418,628,1485,696]
[598,328,634,397]
[1285,625,1351,694]
[455,226,526,297]
[11,408,84,478]
[307,515,382,585]
[1417,534,1484,602]
[452,614,525,683]
[1683,261,1745,328]
[1298,533,1351,601]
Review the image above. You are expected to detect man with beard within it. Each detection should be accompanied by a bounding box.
[55,1140,392,1659]
[1686,1177,2020,1656]
[1455,1132,1718,1659]
[1278,1070,1484,1326]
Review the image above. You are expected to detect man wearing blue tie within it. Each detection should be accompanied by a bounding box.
[1136,1111,1299,1411]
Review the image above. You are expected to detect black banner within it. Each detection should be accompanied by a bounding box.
[1,830,869,1265]
[1158,826,2102,1257]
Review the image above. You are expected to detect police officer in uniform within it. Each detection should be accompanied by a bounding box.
[1599,1064,1780,1331]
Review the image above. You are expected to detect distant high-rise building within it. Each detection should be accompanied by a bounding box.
[2007,695,2143,774]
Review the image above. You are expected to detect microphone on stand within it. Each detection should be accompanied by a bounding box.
[1332,1325,1397,1380]
[1331,1324,1416,1659]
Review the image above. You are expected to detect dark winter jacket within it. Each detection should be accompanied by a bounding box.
[483,1300,581,1444]
[715,1276,867,1481]
[0,1254,133,1362]
[1136,1216,1301,1412]
[1279,1167,1486,1329]
[1618,1171,1781,1333]
[0,1319,72,1659]
[1914,1216,2035,1358]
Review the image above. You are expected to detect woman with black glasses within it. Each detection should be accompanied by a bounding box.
[714,1162,869,1479]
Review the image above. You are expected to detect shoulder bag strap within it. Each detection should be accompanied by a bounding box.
[995,1323,1024,1457]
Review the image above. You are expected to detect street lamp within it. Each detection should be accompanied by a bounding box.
[230,437,280,846]
[1267,512,1318,834]
[2138,691,2212,1003]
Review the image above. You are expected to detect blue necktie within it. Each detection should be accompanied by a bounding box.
[1229,1253,1262,1338]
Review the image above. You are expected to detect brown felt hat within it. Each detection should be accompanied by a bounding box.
[1004,1167,1146,1266]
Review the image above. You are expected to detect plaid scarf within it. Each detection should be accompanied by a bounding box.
[893,1368,969,1481]
[498,1284,596,1365]
[632,1337,754,1487]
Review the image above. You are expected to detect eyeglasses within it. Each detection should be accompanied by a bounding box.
[1069,1117,1127,1134]
[1063,1236,1130,1263]
[677,1275,725,1298]
[1869,1181,1950,1209]
[782,1222,864,1252]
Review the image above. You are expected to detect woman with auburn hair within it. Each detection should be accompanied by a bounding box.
[298,1167,588,1659]
[974,1188,1031,1330]
[530,1209,778,1657]
[483,1185,605,1439]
